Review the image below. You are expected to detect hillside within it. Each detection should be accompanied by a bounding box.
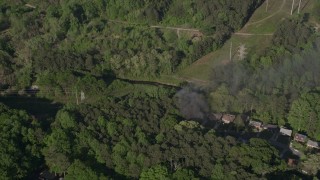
[177,0,319,83]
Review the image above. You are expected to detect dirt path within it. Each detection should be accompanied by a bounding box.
[234,32,273,36]
[150,25,200,32]
[246,0,287,26]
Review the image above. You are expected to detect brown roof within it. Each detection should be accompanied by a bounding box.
[222,114,236,122]
[294,133,307,142]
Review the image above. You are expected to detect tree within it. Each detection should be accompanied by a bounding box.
[0,104,43,179]
[65,160,107,180]
[302,153,320,175]
[228,138,286,175]
[288,92,320,139]
[211,164,225,180]
[172,169,198,180]
[140,165,170,180]
[42,129,72,174]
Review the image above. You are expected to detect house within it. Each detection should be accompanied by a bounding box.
[249,120,262,130]
[280,127,292,137]
[294,133,307,143]
[221,114,236,124]
[307,140,319,149]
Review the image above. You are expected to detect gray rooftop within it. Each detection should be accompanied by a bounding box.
[280,128,292,136]
[307,140,319,148]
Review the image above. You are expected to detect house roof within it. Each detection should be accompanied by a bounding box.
[249,120,262,127]
[294,133,307,142]
[280,128,292,136]
[307,140,319,148]
[222,114,235,122]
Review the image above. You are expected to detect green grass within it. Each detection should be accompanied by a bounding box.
[292,141,307,152]
[173,0,317,82]
[248,0,285,22]
[177,34,272,81]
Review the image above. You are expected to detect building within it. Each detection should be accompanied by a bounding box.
[221,114,236,124]
[249,120,262,130]
[280,127,292,137]
[307,140,319,149]
[294,133,307,143]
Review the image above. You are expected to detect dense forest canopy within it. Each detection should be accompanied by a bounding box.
[0,0,320,179]
[0,0,263,89]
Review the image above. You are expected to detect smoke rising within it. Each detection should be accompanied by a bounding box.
[174,39,320,120]
[211,39,320,95]
[175,87,209,120]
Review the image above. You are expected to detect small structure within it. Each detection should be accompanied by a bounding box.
[221,114,236,124]
[307,140,319,149]
[262,124,278,130]
[280,127,292,137]
[249,120,262,130]
[294,133,307,143]
[287,158,298,167]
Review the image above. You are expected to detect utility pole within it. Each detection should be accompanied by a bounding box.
[298,0,302,14]
[291,0,295,15]
[266,0,269,12]
[75,89,79,105]
[80,91,85,102]
[229,41,233,62]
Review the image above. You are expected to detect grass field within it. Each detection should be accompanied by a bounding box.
[172,0,318,84]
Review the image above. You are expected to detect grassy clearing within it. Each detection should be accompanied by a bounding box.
[174,0,317,82]
[247,0,285,22]
[177,34,272,81]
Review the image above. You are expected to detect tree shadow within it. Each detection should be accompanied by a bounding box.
[0,96,63,129]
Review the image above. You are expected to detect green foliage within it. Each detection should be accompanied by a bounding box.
[211,164,225,180]
[288,92,320,140]
[302,153,320,175]
[0,0,264,87]
[140,165,170,180]
[65,160,107,180]
[172,169,198,180]
[0,104,43,179]
[229,138,285,175]
[2,1,318,179]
